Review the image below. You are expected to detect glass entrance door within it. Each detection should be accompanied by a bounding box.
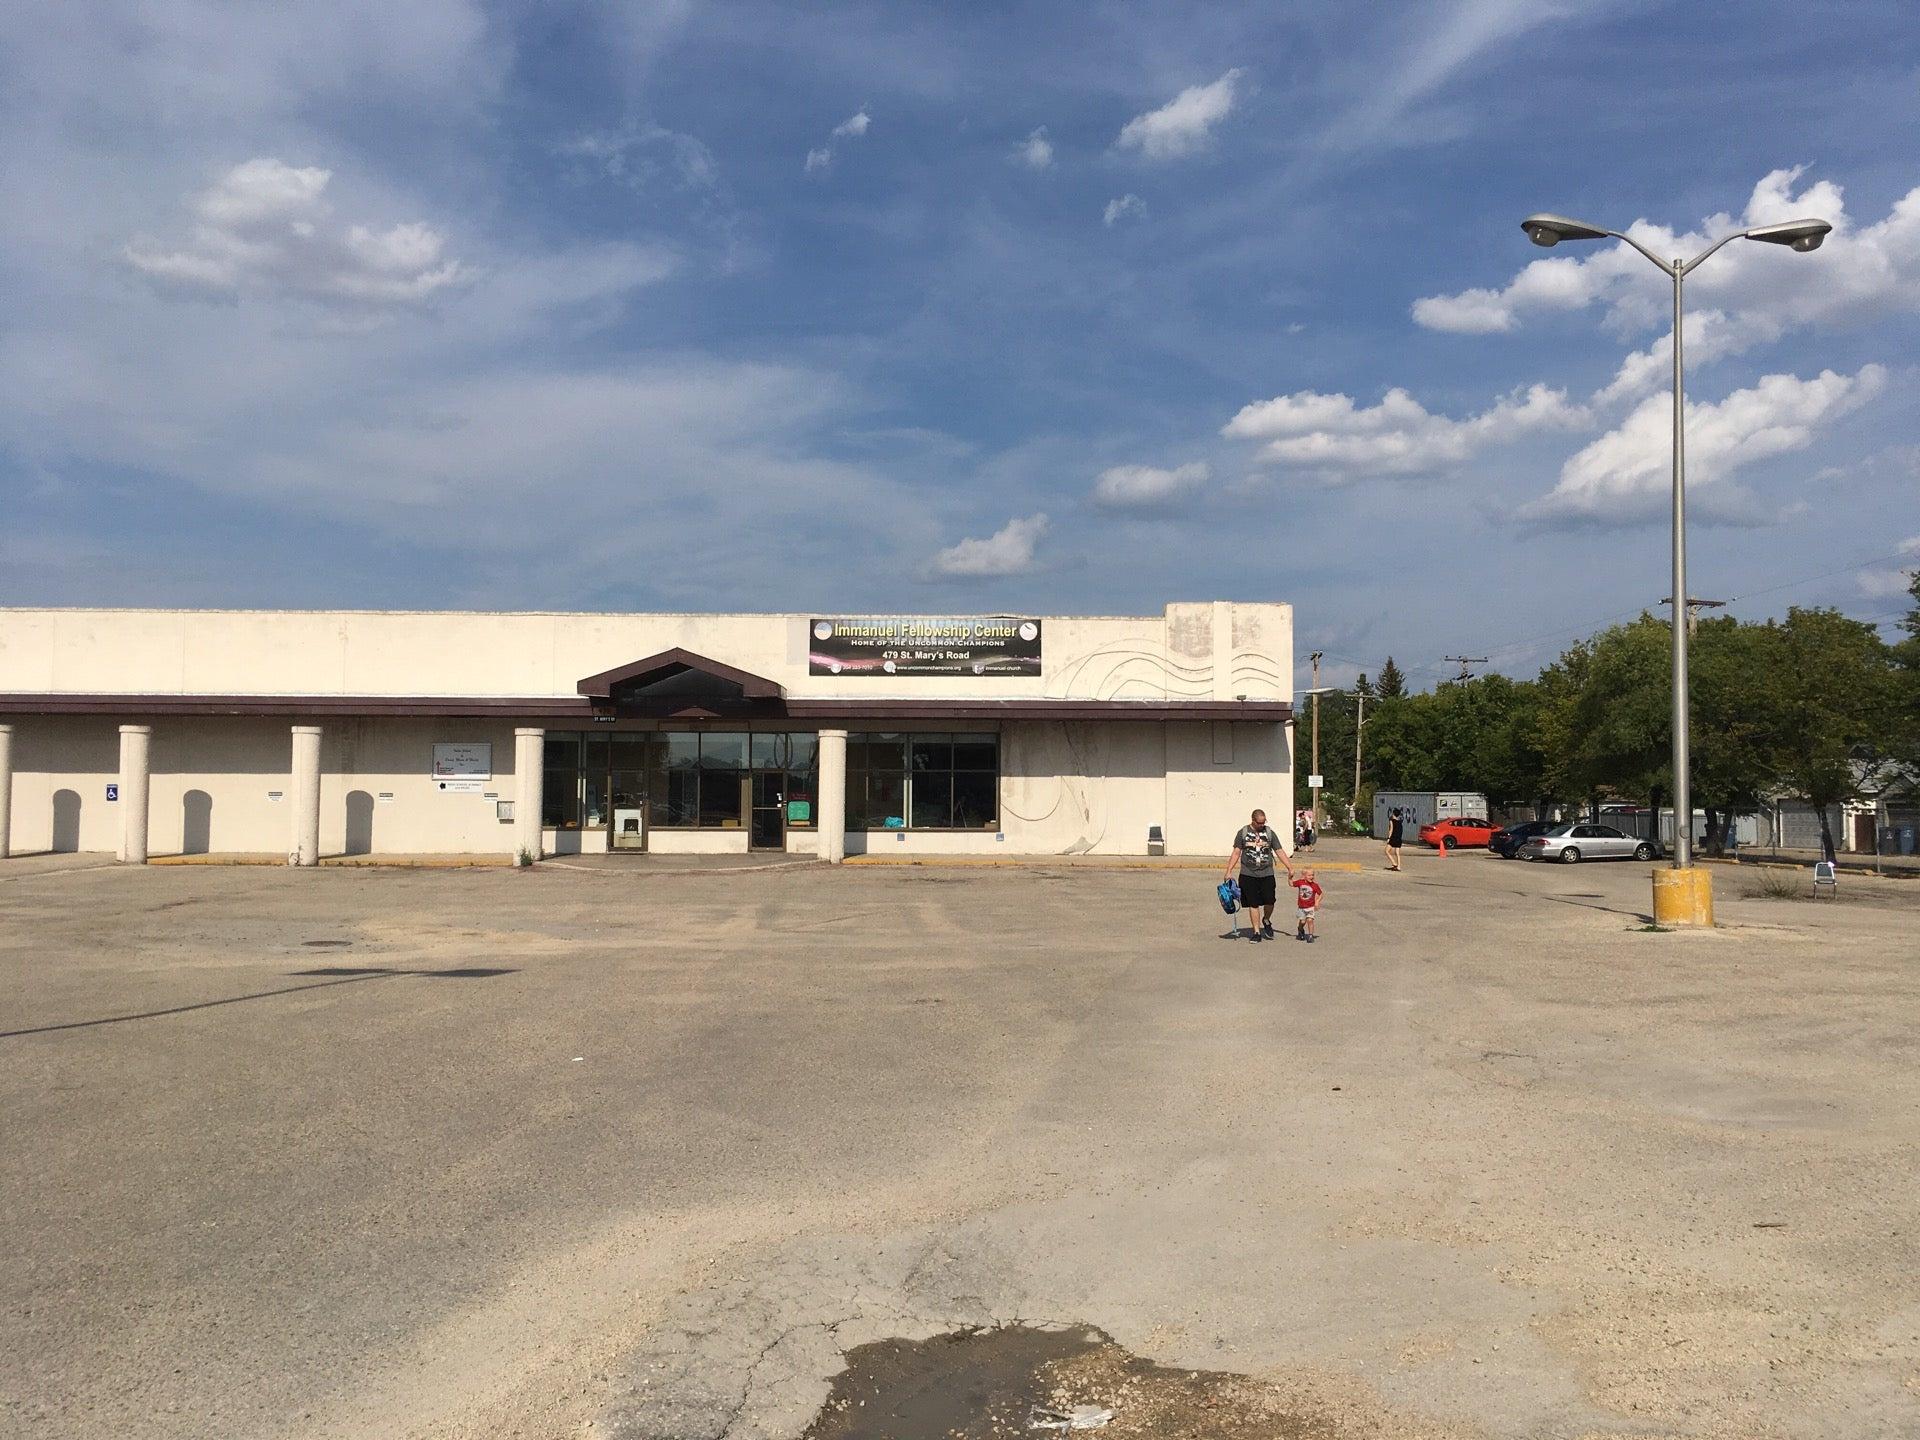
[749,771,785,851]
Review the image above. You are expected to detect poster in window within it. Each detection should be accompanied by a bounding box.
[809,617,1041,677]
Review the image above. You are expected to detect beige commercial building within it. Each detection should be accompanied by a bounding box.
[0,604,1294,863]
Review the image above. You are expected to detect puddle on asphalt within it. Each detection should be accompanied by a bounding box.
[799,1324,1336,1439]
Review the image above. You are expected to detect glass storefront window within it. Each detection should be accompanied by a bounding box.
[846,731,998,830]
[543,766,580,828]
[700,772,744,827]
[868,772,907,829]
[953,770,996,828]
[543,731,825,833]
[701,733,747,769]
[910,777,953,829]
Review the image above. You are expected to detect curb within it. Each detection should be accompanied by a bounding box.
[844,856,1368,873]
[147,854,510,869]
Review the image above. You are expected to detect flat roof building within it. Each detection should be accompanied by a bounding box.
[0,603,1293,862]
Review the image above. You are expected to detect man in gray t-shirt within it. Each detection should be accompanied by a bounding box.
[1224,807,1294,940]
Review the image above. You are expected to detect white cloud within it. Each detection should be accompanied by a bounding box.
[805,108,872,173]
[931,513,1049,577]
[1522,365,1887,524]
[1115,69,1244,160]
[1320,0,1579,156]
[1223,382,1587,478]
[1857,565,1917,598]
[1012,127,1054,170]
[1591,309,1785,405]
[1413,168,1920,395]
[1103,194,1147,227]
[557,122,717,191]
[123,158,470,308]
[1902,535,1920,556]
[1092,461,1209,511]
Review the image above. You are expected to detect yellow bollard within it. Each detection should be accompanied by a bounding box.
[1650,867,1714,927]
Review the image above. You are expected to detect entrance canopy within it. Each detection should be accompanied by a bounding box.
[575,649,785,721]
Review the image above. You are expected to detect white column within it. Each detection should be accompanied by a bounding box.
[817,728,848,863]
[0,723,13,859]
[290,725,322,867]
[514,727,545,862]
[117,724,151,864]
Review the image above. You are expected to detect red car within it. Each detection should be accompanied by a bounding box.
[1419,817,1499,850]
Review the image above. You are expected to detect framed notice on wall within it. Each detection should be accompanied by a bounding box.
[431,742,492,781]
[809,616,1042,677]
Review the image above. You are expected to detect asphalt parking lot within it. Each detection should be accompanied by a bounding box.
[3,843,1917,1440]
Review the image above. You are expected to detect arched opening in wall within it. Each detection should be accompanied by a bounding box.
[182,790,213,855]
[345,791,375,856]
[52,790,81,852]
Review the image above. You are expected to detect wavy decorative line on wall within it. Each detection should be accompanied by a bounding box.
[1053,642,1209,699]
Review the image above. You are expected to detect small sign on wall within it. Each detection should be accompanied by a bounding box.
[437,780,485,794]
[105,783,119,802]
[431,742,492,782]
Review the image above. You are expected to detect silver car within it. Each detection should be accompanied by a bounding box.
[1517,822,1659,864]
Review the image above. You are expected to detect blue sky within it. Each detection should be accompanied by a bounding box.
[2,0,1916,691]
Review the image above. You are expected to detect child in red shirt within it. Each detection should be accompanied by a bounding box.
[1292,869,1324,942]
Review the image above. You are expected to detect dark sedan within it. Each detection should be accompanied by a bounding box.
[1489,819,1554,858]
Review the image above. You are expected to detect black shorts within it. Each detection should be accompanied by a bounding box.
[1239,873,1278,908]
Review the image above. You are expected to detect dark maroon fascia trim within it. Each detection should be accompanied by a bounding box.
[0,695,1293,723]
[0,695,598,718]
[784,700,1293,722]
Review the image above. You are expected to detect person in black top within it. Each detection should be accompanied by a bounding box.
[1385,807,1405,871]
[1225,808,1294,941]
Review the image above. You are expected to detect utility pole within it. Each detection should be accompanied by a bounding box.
[1661,595,1726,637]
[1352,690,1366,826]
[1309,651,1323,842]
[1443,655,1488,683]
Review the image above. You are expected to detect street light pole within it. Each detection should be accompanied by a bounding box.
[1518,210,1831,917]
[1670,256,1690,867]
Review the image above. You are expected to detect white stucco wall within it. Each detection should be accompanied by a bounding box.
[0,604,1292,859]
[0,603,1290,704]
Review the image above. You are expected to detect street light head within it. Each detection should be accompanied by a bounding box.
[1745,218,1832,252]
[1521,213,1611,247]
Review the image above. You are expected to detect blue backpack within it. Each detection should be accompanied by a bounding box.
[1216,879,1240,914]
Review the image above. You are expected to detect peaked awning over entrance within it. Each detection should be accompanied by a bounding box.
[576,649,784,703]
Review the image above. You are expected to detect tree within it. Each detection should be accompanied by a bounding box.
[1894,570,1920,773]
[1763,607,1901,861]
[1564,616,1671,811]
[1689,617,1780,852]
[1375,656,1406,700]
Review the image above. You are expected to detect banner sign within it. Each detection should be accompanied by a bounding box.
[809,616,1042,677]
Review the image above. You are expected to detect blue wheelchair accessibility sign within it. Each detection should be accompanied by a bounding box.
[106,783,119,802]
